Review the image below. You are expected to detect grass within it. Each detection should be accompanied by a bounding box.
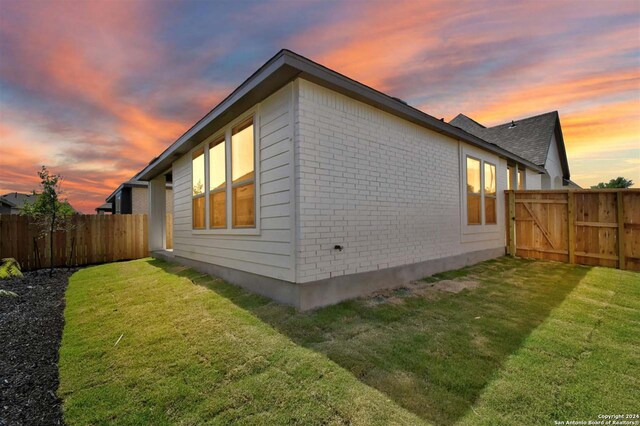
[58,257,640,425]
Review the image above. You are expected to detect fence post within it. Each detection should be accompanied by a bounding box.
[617,191,626,270]
[508,190,516,256]
[568,191,575,264]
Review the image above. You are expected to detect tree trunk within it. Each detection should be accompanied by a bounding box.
[49,215,55,277]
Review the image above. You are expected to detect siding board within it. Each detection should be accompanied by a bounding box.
[170,84,295,281]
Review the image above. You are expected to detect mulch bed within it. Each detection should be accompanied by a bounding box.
[0,269,75,426]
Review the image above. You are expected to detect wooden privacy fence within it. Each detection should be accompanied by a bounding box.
[506,189,640,271]
[0,214,149,271]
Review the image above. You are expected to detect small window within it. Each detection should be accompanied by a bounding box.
[517,169,525,190]
[231,119,255,228]
[484,162,497,224]
[209,137,226,228]
[192,148,205,229]
[466,157,481,225]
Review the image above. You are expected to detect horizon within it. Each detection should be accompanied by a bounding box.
[1,0,639,213]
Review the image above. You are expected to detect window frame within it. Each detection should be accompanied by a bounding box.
[190,108,261,236]
[231,117,257,229]
[466,155,482,226]
[460,146,500,237]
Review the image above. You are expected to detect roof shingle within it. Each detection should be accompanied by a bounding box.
[450,111,558,167]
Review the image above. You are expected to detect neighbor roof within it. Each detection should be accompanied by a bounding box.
[0,192,37,209]
[450,111,570,179]
[137,49,545,181]
[95,202,113,212]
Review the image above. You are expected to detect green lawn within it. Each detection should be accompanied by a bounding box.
[58,257,639,425]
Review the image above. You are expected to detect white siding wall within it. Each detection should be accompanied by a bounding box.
[295,79,506,283]
[132,187,173,214]
[171,84,295,282]
[542,134,565,189]
[526,169,542,189]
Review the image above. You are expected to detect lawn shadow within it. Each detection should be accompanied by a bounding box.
[146,256,590,425]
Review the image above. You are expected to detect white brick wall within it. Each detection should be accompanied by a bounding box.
[295,79,505,283]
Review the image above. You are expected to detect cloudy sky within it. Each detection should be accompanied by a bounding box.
[1,0,638,213]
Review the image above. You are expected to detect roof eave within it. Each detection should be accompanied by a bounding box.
[137,51,300,181]
[138,50,545,180]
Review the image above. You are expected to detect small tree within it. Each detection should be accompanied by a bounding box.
[591,177,634,189]
[22,166,75,276]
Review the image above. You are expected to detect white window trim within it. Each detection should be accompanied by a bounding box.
[191,106,261,236]
[460,145,500,236]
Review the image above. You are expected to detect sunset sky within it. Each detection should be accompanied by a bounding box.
[1,0,638,213]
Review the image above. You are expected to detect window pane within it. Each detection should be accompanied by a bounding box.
[192,149,205,196]
[209,140,226,191]
[484,163,496,196]
[192,197,205,229]
[485,197,497,224]
[209,191,226,228]
[467,195,481,225]
[233,183,255,227]
[467,157,481,194]
[232,120,254,183]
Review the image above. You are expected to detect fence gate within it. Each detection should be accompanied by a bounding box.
[506,189,640,271]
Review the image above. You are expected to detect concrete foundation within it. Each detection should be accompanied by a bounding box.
[151,247,505,311]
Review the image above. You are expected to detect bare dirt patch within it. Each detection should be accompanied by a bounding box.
[366,278,480,305]
[424,280,480,293]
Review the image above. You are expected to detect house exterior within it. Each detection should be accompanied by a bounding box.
[138,49,566,310]
[1,192,39,214]
[95,203,113,214]
[449,112,579,189]
[103,179,173,215]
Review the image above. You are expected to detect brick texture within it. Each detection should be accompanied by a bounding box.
[294,79,504,283]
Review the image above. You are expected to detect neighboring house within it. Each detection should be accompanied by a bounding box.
[0,192,38,214]
[136,49,566,310]
[449,112,580,189]
[95,203,113,214]
[104,179,173,215]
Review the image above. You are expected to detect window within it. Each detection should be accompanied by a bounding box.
[465,155,497,226]
[484,162,496,224]
[507,166,515,190]
[192,148,205,229]
[209,137,226,228]
[231,119,255,228]
[467,157,481,225]
[190,113,258,232]
[517,169,525,190]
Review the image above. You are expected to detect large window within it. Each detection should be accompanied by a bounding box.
[231,119,255,228]
[466,157,481,225]
[466,155,496,226]
[192,148,205,229]
[209,137,226,228]
[191,114,257,232]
